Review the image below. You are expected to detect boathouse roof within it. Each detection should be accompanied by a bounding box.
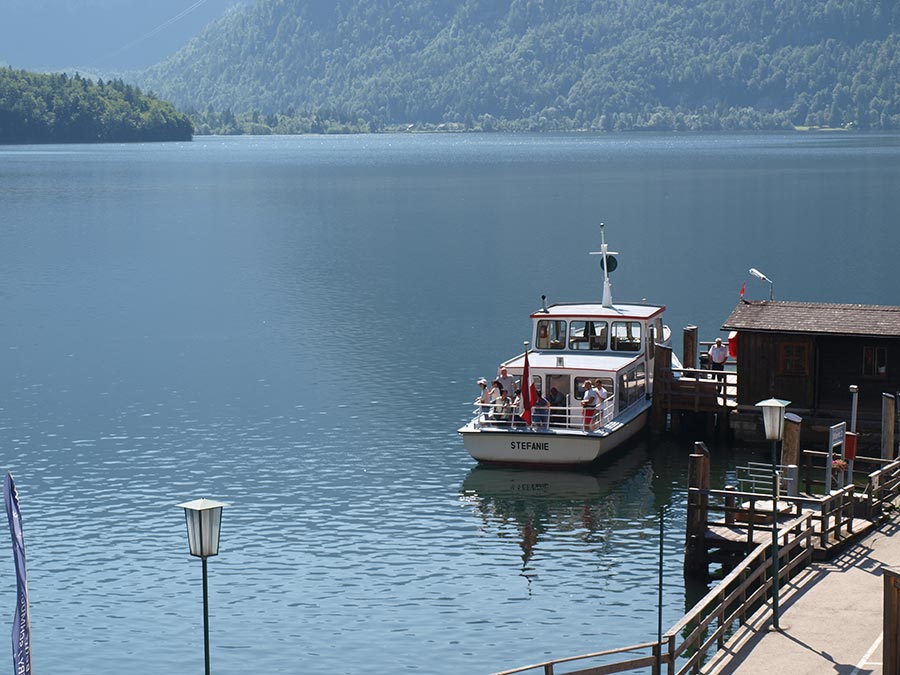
[722,300,900,338]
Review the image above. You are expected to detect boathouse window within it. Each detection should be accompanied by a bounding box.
[536,320,566,350]
[863,346,887,378]
[569,321,608,350]
[778,342,809,377]
[610,321,642,352]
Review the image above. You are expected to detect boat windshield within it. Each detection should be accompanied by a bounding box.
[569,320,608,351]
[536,319,566,350]
[611,321,642,352]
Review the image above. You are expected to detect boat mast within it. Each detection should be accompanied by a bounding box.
[590,222,617,308]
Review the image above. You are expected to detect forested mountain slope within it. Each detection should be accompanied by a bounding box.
[0,68,193,143]
[139,0,900,131]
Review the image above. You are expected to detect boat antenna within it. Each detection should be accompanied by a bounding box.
[589,222,618,308]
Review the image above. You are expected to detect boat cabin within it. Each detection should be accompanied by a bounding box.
[500,302,666,421]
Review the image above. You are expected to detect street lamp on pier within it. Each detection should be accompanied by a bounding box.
[756,398,790,631]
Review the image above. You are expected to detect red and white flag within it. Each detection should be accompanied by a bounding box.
[521,350,537,424]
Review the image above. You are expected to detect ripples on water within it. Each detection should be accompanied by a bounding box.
[2,133,899,674]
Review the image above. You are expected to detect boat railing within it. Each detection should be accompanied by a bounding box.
[470,398,615,433]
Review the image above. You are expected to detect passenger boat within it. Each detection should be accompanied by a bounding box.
[458,225,673,466]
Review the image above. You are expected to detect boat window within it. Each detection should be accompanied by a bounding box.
[574,377,613,400]
[611,321,642,352]
[633,364,646,402]
[530,375,543,393]
[536,319,566,350]
[569,320,608,351]
[618,365,647,408]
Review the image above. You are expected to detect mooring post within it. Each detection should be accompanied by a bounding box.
[684,442,710,578]
[724,485,736,525]
[683,325,698,371]
[884,566,900,675]
[652,344,673,433]
[883,393,896,460]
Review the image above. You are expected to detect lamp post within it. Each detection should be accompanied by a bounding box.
[749,268,774,300]
[756,398,790,630]
[178,498,228,675]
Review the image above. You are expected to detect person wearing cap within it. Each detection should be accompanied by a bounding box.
[581,380,601,431]
[474,378,492,418]
[708,338,728,371]
[708,337,729,393]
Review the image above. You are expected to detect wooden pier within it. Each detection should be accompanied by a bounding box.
[484,441,900,675]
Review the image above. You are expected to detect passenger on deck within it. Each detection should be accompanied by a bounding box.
[489,379,501,403]
[490,388,512,426]
[474,378,491,417]
[596,382,609,423]
[497,366,516,402]
[581,380,601,431]
[548,387,566,426]
[532,391,550,429]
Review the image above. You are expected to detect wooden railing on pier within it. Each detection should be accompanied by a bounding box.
[799,450,900,521]
[663,512,815,675]
[655,367,737,414]
[484,444,900,675]
[484,514,818,675]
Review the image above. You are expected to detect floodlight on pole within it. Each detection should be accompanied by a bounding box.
[749,268,774,300]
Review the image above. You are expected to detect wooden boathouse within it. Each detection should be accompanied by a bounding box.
[721,300,900,441]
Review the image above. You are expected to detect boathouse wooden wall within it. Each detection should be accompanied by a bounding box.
[736,331,900,417]
[735,332,815,408]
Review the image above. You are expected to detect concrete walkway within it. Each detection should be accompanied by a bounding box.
[703,519,900,675]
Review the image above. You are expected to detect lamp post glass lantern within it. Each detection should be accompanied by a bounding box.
[179,498,227,558]
[178,498,227,675]
[757,398,790,441]
[755,398,790,631]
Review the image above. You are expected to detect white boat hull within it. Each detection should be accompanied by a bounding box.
[458,404,650,466]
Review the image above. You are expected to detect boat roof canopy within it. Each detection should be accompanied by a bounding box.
[531,302,665,321]
[503,352,643,372]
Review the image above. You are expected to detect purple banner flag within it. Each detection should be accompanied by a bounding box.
[4,473,31,675]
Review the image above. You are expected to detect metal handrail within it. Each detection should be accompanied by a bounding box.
[468,397,618,432]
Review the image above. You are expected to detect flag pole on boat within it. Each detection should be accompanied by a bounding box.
[590,222,618,308]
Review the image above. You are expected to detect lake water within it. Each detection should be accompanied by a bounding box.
[1,132,899,675]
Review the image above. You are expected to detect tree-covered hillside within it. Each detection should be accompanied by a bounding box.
[0,68,193,143]
[140,0,900,131]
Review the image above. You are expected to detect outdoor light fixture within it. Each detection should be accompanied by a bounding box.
[755,398,790,631]
[178,498,228,675]
[749,268,774,300]
[757,398,790,441]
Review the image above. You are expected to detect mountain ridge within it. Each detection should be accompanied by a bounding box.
[138,0,900,131]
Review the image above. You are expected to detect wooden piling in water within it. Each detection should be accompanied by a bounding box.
[683,325,698,370]
[684,441,711,578]
[652,344,672,433]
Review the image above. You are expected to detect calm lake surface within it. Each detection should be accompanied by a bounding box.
[1,132,899,674]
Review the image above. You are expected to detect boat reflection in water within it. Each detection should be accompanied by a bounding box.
[459,444,656,579]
